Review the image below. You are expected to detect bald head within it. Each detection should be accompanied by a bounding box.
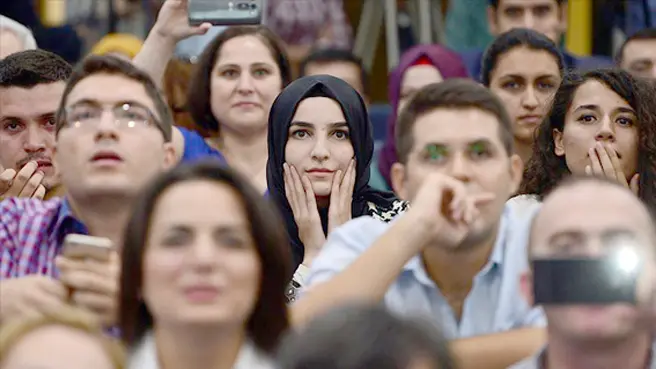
[530,177,655,259]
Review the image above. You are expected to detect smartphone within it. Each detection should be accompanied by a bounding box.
[62,234,113,262]
[533,256,641,305]
[188,0,264,26]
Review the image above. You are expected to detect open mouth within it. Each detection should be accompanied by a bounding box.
[91,151,123,163]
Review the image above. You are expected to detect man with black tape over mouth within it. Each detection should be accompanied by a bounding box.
[512,176,656,369]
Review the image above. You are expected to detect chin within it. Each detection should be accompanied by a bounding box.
[310,182,332,197]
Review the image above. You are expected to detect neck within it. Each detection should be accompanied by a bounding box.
[67,194,132,247]
[546,331,652,369]
[421,229,497,296]
[515,139,534,165]
[154,325,246,369]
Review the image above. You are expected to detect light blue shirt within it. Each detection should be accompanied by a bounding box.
[306,199,544,339]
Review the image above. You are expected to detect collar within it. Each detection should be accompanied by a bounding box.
[47,197,89,246]
[403,206,510,287]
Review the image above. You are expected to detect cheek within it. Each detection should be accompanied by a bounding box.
[259,78,282,104]
[284,140,310,166]
[142,251,183,304]
[332,141,354,168]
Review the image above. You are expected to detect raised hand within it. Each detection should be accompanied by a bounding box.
[586,142,640,194]
[0,161,47,200]
[327,159,356,233]
[284,163,327,263]
[153,0,211,43]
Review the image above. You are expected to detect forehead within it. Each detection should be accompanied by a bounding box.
[0,82,65,118]
[66,73,156,111]
[534,185,652,242]
[153,180,247,226]
[622,39,656,61]
[305,62,361,85]
[215,35,276,66]
[402,65,443,89]
[292,97,345,123]
[498,0,559,8]
[569,80,631,111]
[411,107,505,149]
[492,47,561,78]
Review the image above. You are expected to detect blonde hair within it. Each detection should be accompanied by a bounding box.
[0,307,126,369]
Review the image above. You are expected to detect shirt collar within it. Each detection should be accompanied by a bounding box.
[403,206,510,286]
[47,197,89,245]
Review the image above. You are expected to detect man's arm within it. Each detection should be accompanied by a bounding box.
[451,328,546,369]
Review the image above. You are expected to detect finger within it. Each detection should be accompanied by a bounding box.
[33,184,46,200]
[472,192,496,206]
[60,270,115,295]
[71,291,114,313]
[17,171,44,198]
[301,175,319,212]
[630,173,640,195]
[283,164,298,212]
[605,143,628,185]
[589,147,604,176]
[340,160,355,206]
[290,166,309,216]
[595,143,616,179]
[330,170,342,209]
[0,169,17,194]
[585,165,592,176]
[28,285,68,312]
[5,162,38,197]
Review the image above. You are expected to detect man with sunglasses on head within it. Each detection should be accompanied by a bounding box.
[0,55,177,327]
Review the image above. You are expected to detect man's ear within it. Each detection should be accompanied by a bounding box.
[520,270,535,306]
[162,142,177,170]
[390,162,407,199]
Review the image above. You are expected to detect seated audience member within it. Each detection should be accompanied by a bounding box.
[277,304,457,369]
[119,162,290,369]
[459,0,612,81]
[481,28,565,164]
[616,27,656,81]
[135,1,291,193]
[90,33,144,61]
[266,75,406,297]
[293,80,546,368]
[0,56,176,328]
[511,176,656,369]
[0,15,37,59]
[0,49,72,200]
[518,68,656,214]
[378,45,469,191]
[0,306,125,369]
[299,48,368,101]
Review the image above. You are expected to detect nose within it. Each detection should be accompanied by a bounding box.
[522,14,536,29]
[236,73,255,94]
[595,116,615,142]
[447,152,471,182]
[310,136,330,162]
[93,110,120,142]
[521,87,539,110]
[188,235,218,272]
[23,125,47,153]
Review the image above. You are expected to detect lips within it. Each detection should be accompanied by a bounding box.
[183,285,221,302]
[306,168,334,174]
[517,115,542,124]
[91,151,123,162]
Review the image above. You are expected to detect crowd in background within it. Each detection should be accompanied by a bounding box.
[1,0,656,369]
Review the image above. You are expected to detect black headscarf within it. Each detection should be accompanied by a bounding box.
[266,75,399,271]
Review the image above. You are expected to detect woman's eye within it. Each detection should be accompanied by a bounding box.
[537,82,556,90]
[252,68,269,77]
[333,130,349,140]
[502,81,521,90]
[221,69,238,78]
[616,117,634,127]
[291,130,309,139]
[577,114,596,124]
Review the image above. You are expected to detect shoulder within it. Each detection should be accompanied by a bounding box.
[366,199,409,223]
[505,194,542,216]
[176,127,225,163]
[235,340,275,369]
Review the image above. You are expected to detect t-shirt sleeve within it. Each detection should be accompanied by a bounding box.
[177,126,221,163]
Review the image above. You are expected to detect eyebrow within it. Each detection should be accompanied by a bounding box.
[573,104,636,115]
[217,62,274,69]
[290,121,348,129]
[68,99,151,111]
[1,112,55,121]
[547,230,584,245]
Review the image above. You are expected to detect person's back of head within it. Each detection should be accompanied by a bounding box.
[276,304,457,369]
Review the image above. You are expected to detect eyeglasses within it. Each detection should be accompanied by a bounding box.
[63,103,158,131]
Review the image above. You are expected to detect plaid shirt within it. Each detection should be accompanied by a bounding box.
[0,197,88,279]
[265,0,352,49]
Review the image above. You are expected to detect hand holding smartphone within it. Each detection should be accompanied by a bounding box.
[188,0,263,26]
[62,234,114,262]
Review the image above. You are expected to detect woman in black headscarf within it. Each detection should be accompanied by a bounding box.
[266,75,408,300]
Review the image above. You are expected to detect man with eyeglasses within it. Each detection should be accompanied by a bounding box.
[0,55,176,326]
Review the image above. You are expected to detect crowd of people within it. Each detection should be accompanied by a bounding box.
[1,0,656,368]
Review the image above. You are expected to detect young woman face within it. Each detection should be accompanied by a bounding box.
[284,97,354,197]
[554,79,639,179]
[489,46,561,144]
[142,179,261,329]
[210,35,283,136]
[397,65,444,116]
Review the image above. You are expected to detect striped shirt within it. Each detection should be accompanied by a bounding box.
[0,197,88,279]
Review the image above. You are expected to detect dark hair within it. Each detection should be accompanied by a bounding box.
[188,26,291,133]
[488,0,564,7]
[54,55,173,142]
[395,78,514,164]
[518,68,656,214]
[276,304,457,369]
[118,161,292,353]
[0,49,71,88]
[481,28,566,86]
[616,27,656,65]
[299,48,368,95]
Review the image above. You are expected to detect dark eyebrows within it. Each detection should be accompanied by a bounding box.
[289,121,348,129]
[573,104,636,115]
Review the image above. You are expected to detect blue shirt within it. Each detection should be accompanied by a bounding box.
[305,199,544,339]
[178,127,226,164]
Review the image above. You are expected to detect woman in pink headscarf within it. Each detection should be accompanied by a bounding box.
[377,45,470,190]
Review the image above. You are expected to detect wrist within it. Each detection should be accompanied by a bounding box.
[397,210,434,250]
[151,26,178,49]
